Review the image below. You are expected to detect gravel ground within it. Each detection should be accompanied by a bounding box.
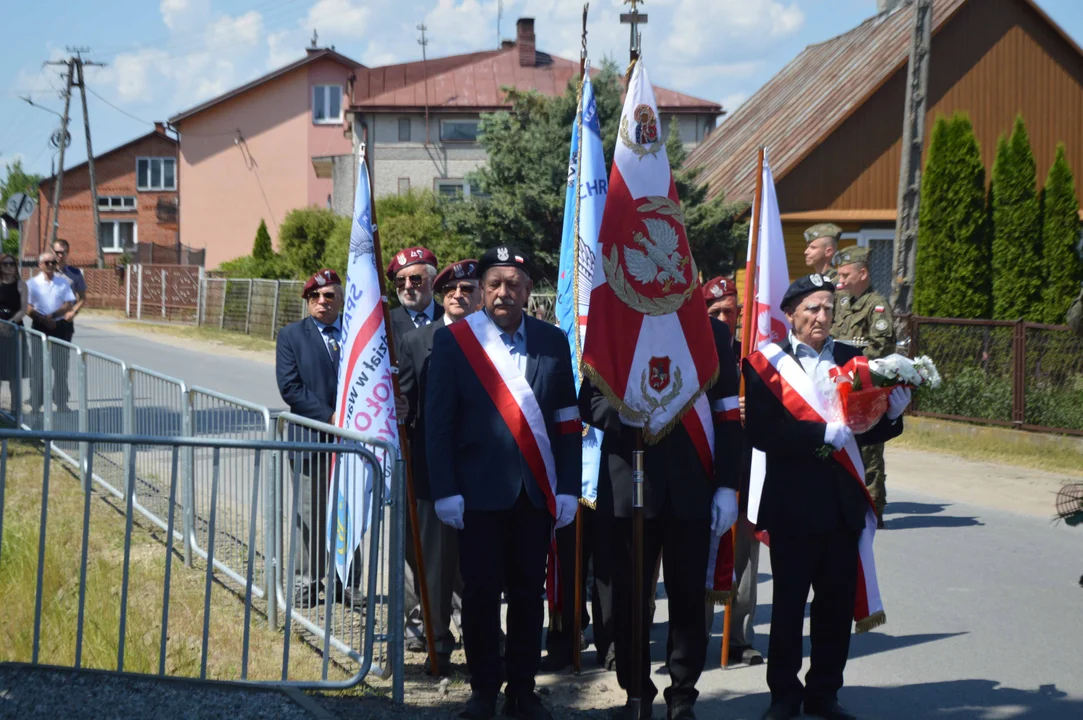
[0,664,321,720]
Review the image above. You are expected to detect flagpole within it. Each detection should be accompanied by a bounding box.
[572,1,589,678]
[631,433,646,718]
[722,145,765,669]
[363,143,440,676]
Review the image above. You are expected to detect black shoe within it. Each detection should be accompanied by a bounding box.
[610,698,652,720]
[803,699,858,720]
[502,692,552,720]
[539,651,572,673]
[290,584,320,606]
[332,584,363,607]
[460,691,498,720]
[424,653,451,677]
[761,703,799,720]
[728,645,764,666]
[667,704,696,720]
[405,636,427,653]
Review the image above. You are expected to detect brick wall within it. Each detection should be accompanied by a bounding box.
[23,129,179,266]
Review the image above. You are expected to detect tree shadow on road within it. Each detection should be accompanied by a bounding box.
[697,680,1083,719]
[882,500,983,530]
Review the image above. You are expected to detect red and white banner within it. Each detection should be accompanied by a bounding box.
[581,59,718,442]
[747,343,886,632]
[745,152,791,526]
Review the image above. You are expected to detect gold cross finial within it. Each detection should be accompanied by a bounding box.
[624,0,644,9]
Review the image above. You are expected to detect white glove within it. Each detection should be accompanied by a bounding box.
[887,386,912,420]
[710,488,738,537]
[824,421,854,451]
[435,495,465,530]
[554,494,578,529]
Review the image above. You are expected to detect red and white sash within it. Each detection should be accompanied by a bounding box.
[448,311,581,626]
[746,342,886,633]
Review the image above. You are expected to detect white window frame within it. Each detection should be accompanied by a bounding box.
[312,85,343,125]
[98,196,137,212]
[99,220,138,254]
[136,157,176,191]
[439,118,479,143]
[841,227,896,249]
[434,178,484,201]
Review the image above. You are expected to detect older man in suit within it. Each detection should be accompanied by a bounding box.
[388,246,443,348]
[743,274,910,720]
[398,258,481,675]
[275,269,353,606]
[427,246,582,720]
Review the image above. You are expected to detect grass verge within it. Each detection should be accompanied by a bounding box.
[894,416,1083,476]
[116,321,277,354]
[0,441,341,682]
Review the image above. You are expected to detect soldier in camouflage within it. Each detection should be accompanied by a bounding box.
[803,223,842,287]
[1068,283,1083,337]
[833,246,895,529]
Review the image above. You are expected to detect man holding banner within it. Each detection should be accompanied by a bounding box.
[427,246,581,720]
[743,274,909,720]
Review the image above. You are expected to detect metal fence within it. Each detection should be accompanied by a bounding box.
[908,316,1083,436]
[0,318,404,696]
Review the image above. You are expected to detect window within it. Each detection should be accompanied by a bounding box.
[98,220,136,252]
[398,118,411,142]
[313,85,342,124]
[98,196,136,211]
[136,157,177,191]
[434,179,483,201]
[439,119,479,143]
[398,178,411,195]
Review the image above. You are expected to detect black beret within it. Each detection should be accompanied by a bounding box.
[781,273,836,311]
[477,245,534,280]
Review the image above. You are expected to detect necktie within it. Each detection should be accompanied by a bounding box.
[323,326,341,374]
[414,312,430,328]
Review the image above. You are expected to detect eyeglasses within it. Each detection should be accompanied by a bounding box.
[42,261,57,267]
[53,249,66,256]
[309,290,337,301]
[443,283,476,296]
[0,261,15,267]
[394,274,425,289]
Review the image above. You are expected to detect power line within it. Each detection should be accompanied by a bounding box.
[85,86,154,126]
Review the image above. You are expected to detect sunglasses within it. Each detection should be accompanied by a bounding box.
[309,290,337,301]
[42,261,57,267]
[394,274,425,289]
[0,261,15,267]
[442,283,476,295]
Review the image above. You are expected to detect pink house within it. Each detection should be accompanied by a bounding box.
[169,48,362,268]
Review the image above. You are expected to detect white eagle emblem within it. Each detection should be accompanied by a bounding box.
[625,218,689,293]
[810,274,824,287]
[349,210,374,258]
[497,247,510,261]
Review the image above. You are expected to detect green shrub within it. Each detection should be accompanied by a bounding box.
[991,116,1043,321]
[1039,145,1083,324]
[916,366,1012,422]
[277,207,340,279]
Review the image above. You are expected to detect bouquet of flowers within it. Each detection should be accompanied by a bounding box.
[829,354,941,434]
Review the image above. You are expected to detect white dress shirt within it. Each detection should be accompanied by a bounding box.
[27,272,76,318]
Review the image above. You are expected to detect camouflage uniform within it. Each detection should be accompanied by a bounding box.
[804,223,842,286]
[832,246,895,523]
[1068,284,1083,337]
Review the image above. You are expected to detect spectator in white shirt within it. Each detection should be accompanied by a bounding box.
[27,252,76,412]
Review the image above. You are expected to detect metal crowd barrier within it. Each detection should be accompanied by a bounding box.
[0,319,404,698]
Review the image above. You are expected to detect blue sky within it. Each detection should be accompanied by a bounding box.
[2,0,1081,179]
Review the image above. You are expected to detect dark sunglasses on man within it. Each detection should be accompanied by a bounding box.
[394,273,425,289]
[0,260,15,267]
[42,260,58,267]
[308,290,337,301]
[442,283,475,296]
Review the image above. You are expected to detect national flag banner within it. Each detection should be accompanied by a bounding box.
[745,151,790,526]
[328,147,399,583]
[556,66,606,506]
[581,58,718,441]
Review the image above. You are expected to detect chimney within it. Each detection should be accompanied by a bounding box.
[877,0,905,13]
[516,18,535,67]
[154,122,166,135]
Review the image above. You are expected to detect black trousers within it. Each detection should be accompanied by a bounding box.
[767,528,860,710]
[30,319,73,410]
[612,513,711,708]
[546,505,602,659]
[459,490,552,697]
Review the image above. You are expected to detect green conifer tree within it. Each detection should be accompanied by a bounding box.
[991,115,1043,320]
[1040,144,1083,324]
[252,219,273,261]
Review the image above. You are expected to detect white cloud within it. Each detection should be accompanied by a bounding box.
[666,0,804,60]
[720,91,750,113]
[160,0,212,33]
[306,0,372,41]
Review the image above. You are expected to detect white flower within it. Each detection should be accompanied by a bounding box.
[911,356,942,388]
[869,353,941,388]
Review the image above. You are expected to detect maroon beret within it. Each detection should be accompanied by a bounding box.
[386,246,438,280]
[302,268,342,298]
[434,259,479,291]
[703,276,737,303]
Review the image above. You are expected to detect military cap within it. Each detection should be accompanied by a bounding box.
[835,245,870,268]
[781,273,836,311]
[803,222,843,245]
[434,258,479,291]
[302,269,341,298]
[702,276,737,303]
[385,246,438,280]
[477,245,534,280]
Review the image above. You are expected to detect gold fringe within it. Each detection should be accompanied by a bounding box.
[549,613,563,633]
[854,611,886,634]
[706,589,732,606]
[579,497,597,510]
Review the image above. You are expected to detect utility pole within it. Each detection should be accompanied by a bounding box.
[890,0,933,330]
[418,24,431,145]
[71,48,107,268]
[44,58,75,253]
[620,0,647,65]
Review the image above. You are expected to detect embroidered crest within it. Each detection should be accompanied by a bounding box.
[315,273,327,286]
[603,197,696,316]
[453,264,465,278]
[640,357,682,411]
[350,210,374,258]
[648,356,671,391]
[874,305,885,313]
[810,274,824,287]
[710,284,723,298]
[840,295,849,307]
[619,104,665,159]
[397,253,407,265]
[497,247,510,262]
[875,319,889,332]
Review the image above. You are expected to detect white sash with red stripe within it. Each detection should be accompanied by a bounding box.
[748,342,886,632]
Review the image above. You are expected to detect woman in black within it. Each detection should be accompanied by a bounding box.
[1,253,27,400]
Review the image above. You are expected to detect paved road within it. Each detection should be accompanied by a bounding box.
[60,318,1083,718]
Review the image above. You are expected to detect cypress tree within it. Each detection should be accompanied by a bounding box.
[1040,144,1083,324]
[915,113,990,318]
[991,115,1043,320]
[253,219,273,261]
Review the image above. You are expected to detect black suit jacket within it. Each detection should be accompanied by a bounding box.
[741,339,903,537]
[390,303,444,350]
[397,318,442,499]
[579,318,743,520]
[426,313,582,512]
[276,316,337,422]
